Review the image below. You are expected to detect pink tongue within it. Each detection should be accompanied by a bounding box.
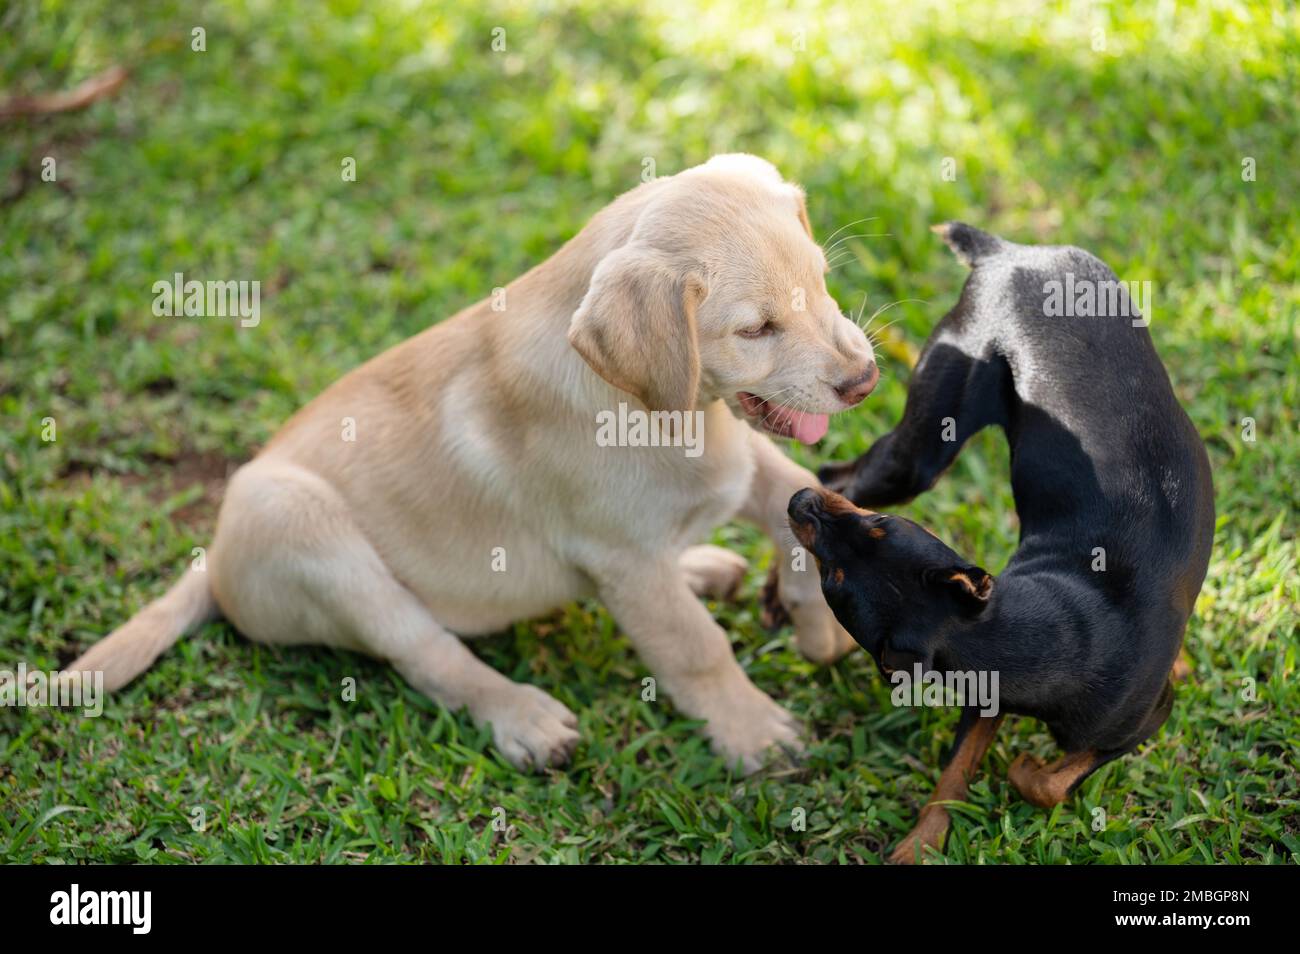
[771,405,829,444]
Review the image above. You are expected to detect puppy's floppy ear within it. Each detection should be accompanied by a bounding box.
[924,564,995,615]
[568,244,705,414]
[793,189,814,240]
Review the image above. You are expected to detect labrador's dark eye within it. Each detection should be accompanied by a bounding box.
[737,320,776,339]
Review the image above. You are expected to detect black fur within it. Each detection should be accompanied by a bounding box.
[798,223,1214,775]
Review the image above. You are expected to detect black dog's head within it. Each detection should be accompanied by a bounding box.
[787,486,994,675]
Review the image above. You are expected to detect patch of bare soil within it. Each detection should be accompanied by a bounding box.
[63,449,242,529]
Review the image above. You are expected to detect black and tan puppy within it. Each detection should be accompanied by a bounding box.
[793,223,1214,863]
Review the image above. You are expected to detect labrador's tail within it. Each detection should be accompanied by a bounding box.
[66,567,220,691]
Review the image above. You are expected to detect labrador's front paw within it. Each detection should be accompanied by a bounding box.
[482,684,580,772]
[764,561,857,663]
[679,544,748,601]
[796,613,858,665]
[786,595,858,664]
[702,679,803,774]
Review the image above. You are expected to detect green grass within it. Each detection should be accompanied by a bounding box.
[1,0,1296,864]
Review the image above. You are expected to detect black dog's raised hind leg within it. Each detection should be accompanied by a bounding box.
[820,343,1010,507]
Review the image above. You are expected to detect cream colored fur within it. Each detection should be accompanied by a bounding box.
[68,155,876,773]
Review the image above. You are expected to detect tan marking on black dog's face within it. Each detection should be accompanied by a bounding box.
[786,484,995,670]
[786,486,895,567]
[790,516,818,550]
[949,570,993,600]
[819,489,875,518]
[786,486,878,560]
[780,493,863,561]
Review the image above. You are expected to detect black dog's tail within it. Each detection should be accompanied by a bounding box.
[931,221,1010,267]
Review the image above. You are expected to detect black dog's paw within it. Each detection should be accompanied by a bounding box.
[818,462,889,507]
[817,459,858,494]
[821,449,918,509]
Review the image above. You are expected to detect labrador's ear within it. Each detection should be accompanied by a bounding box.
[794,189,814,240]
[568,245,705,414]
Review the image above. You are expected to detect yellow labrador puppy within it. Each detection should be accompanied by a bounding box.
[69,155,877,772]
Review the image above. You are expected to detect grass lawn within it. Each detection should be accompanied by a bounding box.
[1,0,1296,864]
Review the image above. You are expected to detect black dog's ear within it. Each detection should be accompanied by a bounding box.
[924,565,994,614]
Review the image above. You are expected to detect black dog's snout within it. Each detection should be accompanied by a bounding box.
[788,488,822,523]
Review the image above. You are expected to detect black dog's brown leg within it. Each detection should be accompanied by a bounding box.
[1007,749,1106,808]
[1011,674,1179,808]
[889,711,1003,864]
